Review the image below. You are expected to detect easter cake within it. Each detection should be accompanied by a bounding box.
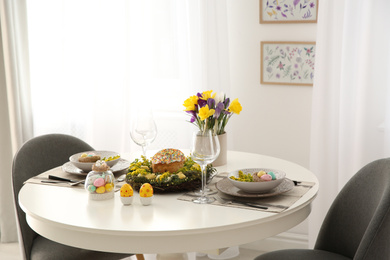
[126,148,216,193]
[151,148,185,173]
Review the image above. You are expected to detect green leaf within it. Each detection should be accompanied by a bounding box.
[267,55,280,66]
[283,65,292,77]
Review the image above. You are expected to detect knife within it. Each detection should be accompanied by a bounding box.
[235,202,268,210]
[48,175,77,183]
[41,180,64,184]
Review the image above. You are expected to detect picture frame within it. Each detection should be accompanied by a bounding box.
[261,41,316,86]
[260,0,319,24]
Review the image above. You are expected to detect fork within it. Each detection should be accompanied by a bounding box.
[69,180,85,186]
[216,195,268,210]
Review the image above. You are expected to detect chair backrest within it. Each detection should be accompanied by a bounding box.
[12,134,94,260]
[314,158,390,259]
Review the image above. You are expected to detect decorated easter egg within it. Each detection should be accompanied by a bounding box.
[96,186,106,194]
[260,174,272,181]
[268,171,276,180]
[120,183,133,197]
[105,183,114,192]
[86,176,95,185]
[104,174,113,184]
[93,177,105,187]
[139,183,153,198]
[257,170,267,178]
[87,185,96,193]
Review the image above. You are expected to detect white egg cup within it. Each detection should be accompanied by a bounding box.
[140,196,153,206]
[120,196,134,205]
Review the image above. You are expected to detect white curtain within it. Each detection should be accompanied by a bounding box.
[0,0,33,242]
[309,0,390,246]
[26,0,230,155]
[1,0,229,242]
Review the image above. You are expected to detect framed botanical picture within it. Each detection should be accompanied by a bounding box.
[261,41,316,86]
[260,0,319,23]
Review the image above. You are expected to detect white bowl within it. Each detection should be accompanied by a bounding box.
[227,168,286,193]
[69,151,120,172]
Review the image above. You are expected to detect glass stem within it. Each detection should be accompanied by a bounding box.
[200,164,206,199]
[203,166,208,191]
[141,145,147,157]
[141,135,147,156]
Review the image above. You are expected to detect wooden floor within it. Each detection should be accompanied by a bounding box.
[0,242,264,260]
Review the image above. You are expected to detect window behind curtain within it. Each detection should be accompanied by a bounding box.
[25,0,214,153]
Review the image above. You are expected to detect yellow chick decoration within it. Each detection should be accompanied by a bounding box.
[139,183,153,206]
[120,183,134,205]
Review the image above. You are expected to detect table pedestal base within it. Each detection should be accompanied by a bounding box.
[208,246,240,259]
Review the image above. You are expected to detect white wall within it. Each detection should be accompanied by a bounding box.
[226,0,317,249]
[227,0,316,168]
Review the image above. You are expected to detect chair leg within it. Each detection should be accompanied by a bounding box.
[136,254,145,260]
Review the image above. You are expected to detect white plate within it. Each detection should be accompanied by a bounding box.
[216,177,294,198]
[62,159,130,175]
[228,168,286,193]
[69,151,120,172]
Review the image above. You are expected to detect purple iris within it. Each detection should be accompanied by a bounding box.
[186,110,197,123]
[214,102,224,118]
[207,98,215,108]
[196,93,207,107]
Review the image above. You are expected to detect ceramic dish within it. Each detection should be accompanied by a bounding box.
[216,177,294,198]
[69,151,120,172]
[63,158,130,175]
[228,168,286,193]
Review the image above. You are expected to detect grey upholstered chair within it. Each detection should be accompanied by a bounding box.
[12,134,142,260]
[255,158,390,260]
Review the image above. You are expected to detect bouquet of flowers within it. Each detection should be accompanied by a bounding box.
[183,90,242,135]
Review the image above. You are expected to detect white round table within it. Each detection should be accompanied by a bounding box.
[19,151,318,254]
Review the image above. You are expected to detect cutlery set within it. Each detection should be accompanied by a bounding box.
[41,175,85,186]
[216,195,269,210]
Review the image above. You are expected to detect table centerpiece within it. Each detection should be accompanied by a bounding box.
[183,90,242,166]
[126,155,216,193]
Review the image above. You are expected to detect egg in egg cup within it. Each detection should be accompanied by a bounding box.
[120,183,134,205]
[139,183,153,206]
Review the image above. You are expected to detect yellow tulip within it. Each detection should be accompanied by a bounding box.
[183,95,198,111]
[228,98,242,115]
[198,105,215,121]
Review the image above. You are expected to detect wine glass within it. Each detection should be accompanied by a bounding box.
[130,110,157,157]
[190,130,220,204]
